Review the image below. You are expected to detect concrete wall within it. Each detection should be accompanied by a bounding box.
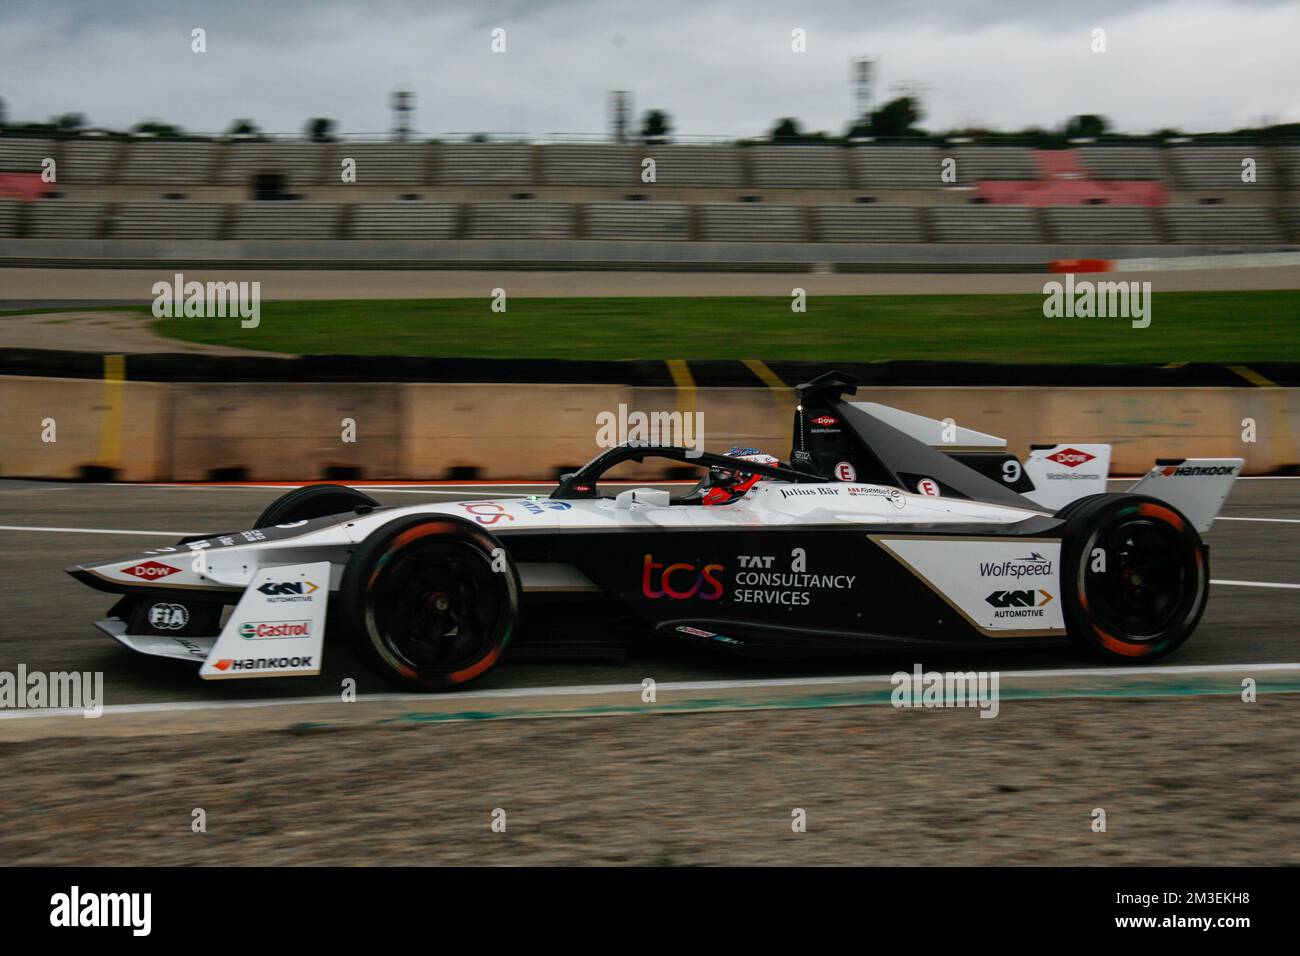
[0,238,1279,271]
[1,375,1294,480]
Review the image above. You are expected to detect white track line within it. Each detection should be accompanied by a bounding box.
[0,525,200,537]
[2,662,1298,722]
[1216,516,1300,524]
[1212,578,1300,590]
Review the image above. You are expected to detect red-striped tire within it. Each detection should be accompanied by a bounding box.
[1060,494,1208,663]
[338,514,520,690]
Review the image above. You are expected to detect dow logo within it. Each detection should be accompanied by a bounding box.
[1047,448,1095,468]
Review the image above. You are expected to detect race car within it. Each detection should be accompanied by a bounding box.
[66,372,1243,690]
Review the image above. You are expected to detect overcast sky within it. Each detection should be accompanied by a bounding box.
[2,0,1297,138]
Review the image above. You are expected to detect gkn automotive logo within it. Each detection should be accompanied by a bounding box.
[257,580,319,602]
[979,552,1053,579]
[986,589,1054,619]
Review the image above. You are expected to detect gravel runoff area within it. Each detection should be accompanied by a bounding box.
[2,694,1295,866]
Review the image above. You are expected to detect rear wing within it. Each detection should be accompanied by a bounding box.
[1125,459,1243,533]
[789,372,1242,528]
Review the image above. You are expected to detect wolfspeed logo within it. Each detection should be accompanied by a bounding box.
[239,620,311,640]
[123,561,179,580]
[211,656,314,672]
[1161,464,1239,477]
[986,589,1054,619]
[979,552,1053,579]
[1047,448,1095,468]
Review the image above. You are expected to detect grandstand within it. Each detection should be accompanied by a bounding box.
[0,135,1293,260]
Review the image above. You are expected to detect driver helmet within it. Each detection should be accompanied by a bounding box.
[702,447,781,505]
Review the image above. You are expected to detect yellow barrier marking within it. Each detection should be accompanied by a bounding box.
[98,354,126,469]
[743,359,787,391]
[1228,365,1278,388]
[666,359,695,413]
[744,358,794,419]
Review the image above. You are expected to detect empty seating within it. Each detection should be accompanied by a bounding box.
[929,206,1040,242]
[0,199,18,237]
[111,201,224,239]
[434,144,533,185]
[351,201,458,239]
[814,204,922,242]
[228,201,339,239]
[851,146,942,188]
[538,145,637,185]
[1043,206,1159,243]
[121,140,218,184]
[1162,205,1281,243]
[0,137,53,173]
[28,200,106,238]
[60,139,120,184]
[1284,205,1300,241]
[219,143,327,187]
[466,201,572,239]
[334,143,429,185]
[1277,147,1300,190]
[954,146,1038,182]
[1078,147,1164,181]
[748,146,847,188]
[697,203,805,241]
[585,202,689,240]
[1168,147,1272,189]
[643,146,742,187]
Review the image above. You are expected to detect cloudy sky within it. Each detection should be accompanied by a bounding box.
[2,0,1298,138]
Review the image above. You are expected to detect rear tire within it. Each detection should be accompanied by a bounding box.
[338,514,520,690]
[254,483,379,529]
[1060,493,1208,663]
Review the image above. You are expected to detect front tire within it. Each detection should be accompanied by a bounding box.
[254,483,379,529]
[338,515,520,690]
[1060,493,1208,663]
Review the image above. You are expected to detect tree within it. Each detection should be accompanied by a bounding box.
[305,117,336,142]
[640,109,672,142]
[1064,114,1110,139]
[52,112,87,131]
[132,120,184,139]
[225,118,262,138]
[770,117,802,142]
[867,96,921,137]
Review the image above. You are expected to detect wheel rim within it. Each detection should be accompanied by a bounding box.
[1083,515,1194,642]
[367,539,504,673]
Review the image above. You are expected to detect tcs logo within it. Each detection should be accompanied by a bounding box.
[642,554,724,601]
[459,502,514,526]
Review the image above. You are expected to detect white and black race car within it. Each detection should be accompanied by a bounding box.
[67,373,1242,690]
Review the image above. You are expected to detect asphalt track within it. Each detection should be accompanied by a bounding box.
[0,477,1295,726]
[4,263,1300,305]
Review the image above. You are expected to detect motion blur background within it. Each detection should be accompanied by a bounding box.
[0,0,1297,868]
